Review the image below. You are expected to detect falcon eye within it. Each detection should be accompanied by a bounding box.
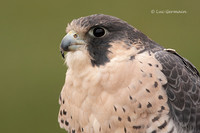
[91,27,106,37]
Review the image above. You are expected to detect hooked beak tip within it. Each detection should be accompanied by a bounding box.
[60,50,65,59]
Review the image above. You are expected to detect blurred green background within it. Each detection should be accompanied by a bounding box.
[0,0,199,132]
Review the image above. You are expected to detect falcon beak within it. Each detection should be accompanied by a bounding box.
[60,30,85,58]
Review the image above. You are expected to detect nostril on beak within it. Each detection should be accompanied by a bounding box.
[60,31,84,53]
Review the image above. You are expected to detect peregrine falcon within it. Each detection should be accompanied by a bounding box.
[58,14,200,133]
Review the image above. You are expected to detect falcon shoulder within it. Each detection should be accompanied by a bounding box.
[154,48,200,133]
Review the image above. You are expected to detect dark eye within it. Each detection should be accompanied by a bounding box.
[92,27,106,37]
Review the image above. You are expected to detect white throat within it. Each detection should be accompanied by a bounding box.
[65,49,94,73]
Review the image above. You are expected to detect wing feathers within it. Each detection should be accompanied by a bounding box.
[155,49,200,132]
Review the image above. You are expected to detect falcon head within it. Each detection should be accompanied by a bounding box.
[60,14,162,68]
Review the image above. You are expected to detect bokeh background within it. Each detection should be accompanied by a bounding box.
[0,0,199,133]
